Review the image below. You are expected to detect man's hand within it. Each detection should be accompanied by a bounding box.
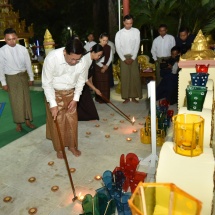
[2,85,9,92]
[68,100,77,113]
[167,64,173,69]
[29,81,34,86]
[124,59,133,65]
[50,106,58,121]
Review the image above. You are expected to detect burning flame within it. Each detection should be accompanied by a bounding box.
[78,192,84,201]
[132,117,135,124]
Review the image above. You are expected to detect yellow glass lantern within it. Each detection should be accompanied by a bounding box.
[172,114,204,157]
[128,182,202,215]
[140,128,165,146]
[140,128,151,144]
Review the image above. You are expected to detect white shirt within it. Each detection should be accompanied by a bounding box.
[107,40,115,61]
[84,41,96,52]
[83,52,92,81]
[115,27,140,61]
[0,44,34,86]
[42,47,87,108]
[151,34,175,61]
[172,62,178,74]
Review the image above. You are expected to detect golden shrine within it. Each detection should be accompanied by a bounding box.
[181,30,215,60]
[0,0,34,46]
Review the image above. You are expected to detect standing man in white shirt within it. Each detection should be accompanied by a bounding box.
[115,14,142,104]
[42,38,87,159]
[151,24,175,85]
[84,33,96,52]
[0,28,35,132]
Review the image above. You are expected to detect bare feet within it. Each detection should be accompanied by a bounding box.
[132,98,139,103]
[57,151,64,159]
[16,123,22,132]
[68,148,81,157]
[25,120,36,129]
[123,99,130,104]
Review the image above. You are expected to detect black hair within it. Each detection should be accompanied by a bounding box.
[99,32,109,39]
[123,14,133,21]
[171,46,181,53]
[4,28,17,35]
[65,37,85,55]
[87,33,94,36]
[159,24,168,29]
[179,27,189,33]
[90,43,103,53]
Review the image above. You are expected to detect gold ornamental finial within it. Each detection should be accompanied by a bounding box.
[181,29,215,60]
[43,29,55,49]
[191,30,208,51]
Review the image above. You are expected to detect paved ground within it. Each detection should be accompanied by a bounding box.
[1,85,211,215]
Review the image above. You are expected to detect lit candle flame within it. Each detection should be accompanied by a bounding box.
[78,192,84,201]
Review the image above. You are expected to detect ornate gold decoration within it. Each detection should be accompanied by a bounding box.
[113,60,121,94]
[31,63,42,80]
[138,55,155,71]
[0,1,34,38]
[206,34,215,45]
[181,30,215,60]
[43,29,55,49]
[43,29,55,56]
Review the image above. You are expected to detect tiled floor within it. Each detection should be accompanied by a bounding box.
[0,85,212,215]
[0,87,163,215]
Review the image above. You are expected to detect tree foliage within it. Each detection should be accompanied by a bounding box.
[12,0,215,46]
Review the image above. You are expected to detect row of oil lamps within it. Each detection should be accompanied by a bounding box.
[2,161,103,214]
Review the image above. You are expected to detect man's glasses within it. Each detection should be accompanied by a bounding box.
[68,58,81,63]
[64,54,82,64]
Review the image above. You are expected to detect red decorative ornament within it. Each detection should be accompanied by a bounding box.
[113,153,147,193]
[195,64,209,73]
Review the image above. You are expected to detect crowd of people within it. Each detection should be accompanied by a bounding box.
[0,15,196,159]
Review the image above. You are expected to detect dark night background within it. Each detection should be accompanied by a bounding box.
[12,0,115,47]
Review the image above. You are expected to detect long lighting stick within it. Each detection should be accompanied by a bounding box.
[100,94,133,124]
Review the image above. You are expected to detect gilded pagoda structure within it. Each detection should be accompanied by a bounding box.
[0,0,34,46]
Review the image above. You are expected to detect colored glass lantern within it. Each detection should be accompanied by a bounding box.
[190,73,209,87]
[128,182,202,215]
[186,85,207,111]
[172,114,204,157]
[195,64,209,73]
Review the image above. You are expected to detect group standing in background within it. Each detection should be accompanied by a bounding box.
[0,18,199,158]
